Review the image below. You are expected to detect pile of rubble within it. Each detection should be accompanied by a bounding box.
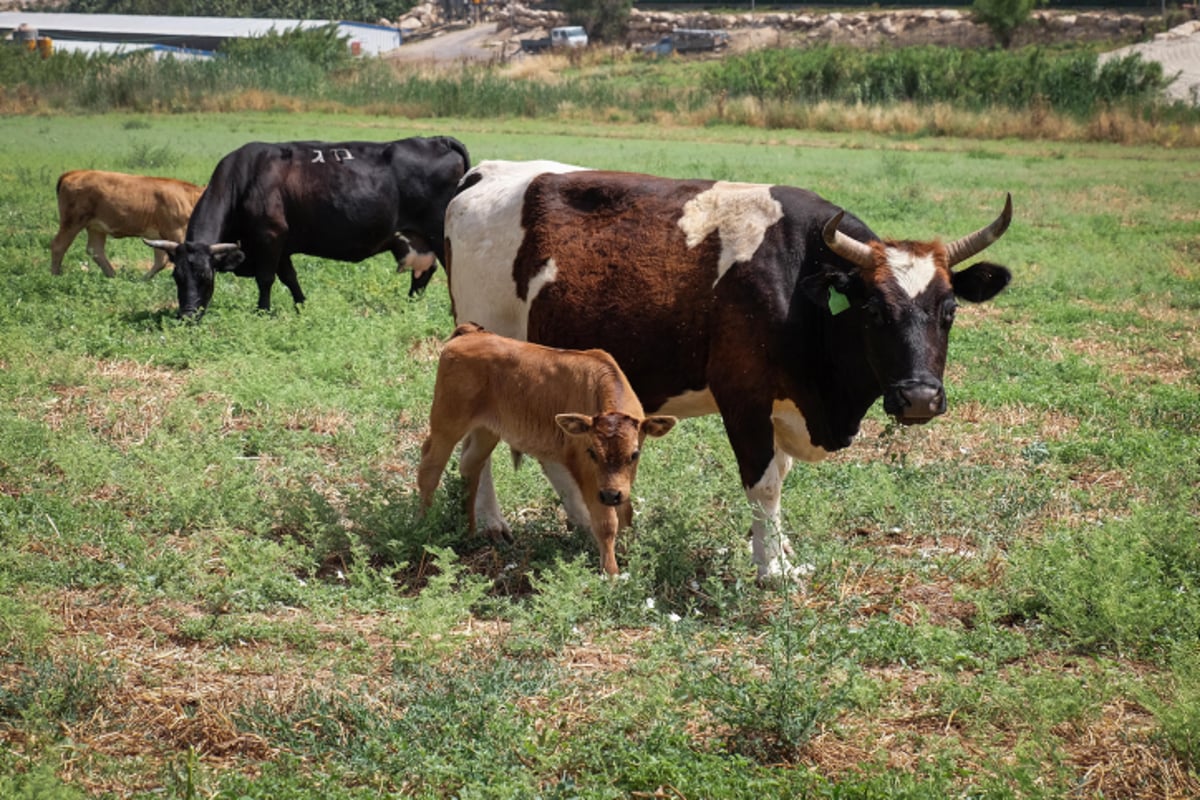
[391,2,1152,50]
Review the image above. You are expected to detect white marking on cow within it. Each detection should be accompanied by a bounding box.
[771,400,829,463]
[447,160,590,343]
[677,182,783,286]
[403,249,437,278]
[658,388,719,419]
[886,247,937,299]
[746,451,803,583]
[445,160,598,539]
[332,148,354,162]
[527,259,559,315]
[311,149,325,163]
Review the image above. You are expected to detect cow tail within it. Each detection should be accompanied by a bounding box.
[510,449,524,472]
[55,173,66,197]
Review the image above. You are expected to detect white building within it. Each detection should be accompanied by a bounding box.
[0,12,401,58]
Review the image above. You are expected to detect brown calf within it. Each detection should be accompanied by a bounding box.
[50,170,204,278]
[418,323,676,575]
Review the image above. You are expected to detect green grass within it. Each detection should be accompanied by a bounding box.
[0,112,1198,798]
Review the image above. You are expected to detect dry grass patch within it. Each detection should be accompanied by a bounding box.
[40,359,182,451]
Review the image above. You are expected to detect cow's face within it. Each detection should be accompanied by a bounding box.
[817,196,1012,424]
[144,239,244,317]
[556,412,677,507]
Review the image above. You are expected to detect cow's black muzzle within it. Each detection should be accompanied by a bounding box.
[598,489,624,507]
[885,379,947,424]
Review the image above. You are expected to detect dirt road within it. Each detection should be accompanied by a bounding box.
[389,23,501,62]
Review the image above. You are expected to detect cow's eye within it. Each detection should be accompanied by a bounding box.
[942,300,958,327]
[865,298,887,327]
[586,448,598,462]
[629,450,640,464]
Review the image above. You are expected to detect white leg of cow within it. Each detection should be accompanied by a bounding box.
[540,460,592,532]
[746,450,800,584]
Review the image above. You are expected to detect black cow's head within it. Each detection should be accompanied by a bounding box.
[143,239,244,318]
[813,195,1012,425]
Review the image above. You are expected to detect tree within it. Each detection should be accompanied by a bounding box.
[559,0,632,44]
[972,0,1045,49]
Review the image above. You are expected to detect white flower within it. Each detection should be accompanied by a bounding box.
[667,612,682,623]
[644,597,656,610]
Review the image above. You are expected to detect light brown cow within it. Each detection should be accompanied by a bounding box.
[50,170,204,278]
[418,323,676,575]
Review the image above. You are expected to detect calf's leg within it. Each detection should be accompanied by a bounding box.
[145,247,170,279]
[586,504,621,576]
[85,229,116,277]
[49,223,82,275]
[459,430,507,541]
[417,427,462,515]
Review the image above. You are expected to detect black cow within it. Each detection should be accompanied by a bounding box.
[443,160,1012,582]
[145,136,469,316]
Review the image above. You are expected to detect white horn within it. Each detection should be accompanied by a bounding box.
[822,211,875,268]
[142,239,178,253]
[944,193,1013,267]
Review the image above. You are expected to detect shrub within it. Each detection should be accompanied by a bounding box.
[972,0,1045,49]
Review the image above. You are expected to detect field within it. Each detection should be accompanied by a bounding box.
[1,112,1198,799]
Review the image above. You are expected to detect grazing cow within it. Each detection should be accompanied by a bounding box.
[418,323,676,575]
[144,136,470,317]
[50,170,204,278]
[444,160,1013,581]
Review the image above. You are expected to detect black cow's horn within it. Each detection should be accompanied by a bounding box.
[208,242,240,254]
[822,210,875,269]
[944,193,1013,267]
[142,238,178,253]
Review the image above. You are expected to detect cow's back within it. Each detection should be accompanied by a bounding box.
[56,169,202,238]
[436,331,640,458]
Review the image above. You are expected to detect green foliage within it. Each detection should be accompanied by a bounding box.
[219,24,353,74]
[1144,646,1200,771]
[1001,507,1200,656]
[388,546,492,665]
[972,0,1045,48]
[703,45,1169,117]
[688,599,860,760]
[560,0,633,43]
[0,764,86,800]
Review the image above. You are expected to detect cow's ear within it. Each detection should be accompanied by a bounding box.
[556,413,593,437]
[952,261,1011,303]
[212,249,246,273]
[641,416,677,439]
[799,268,857,309]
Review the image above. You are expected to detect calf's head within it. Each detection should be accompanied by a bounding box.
[144,239,244,318]
[555,411,677,508]
[816,194,1012,424]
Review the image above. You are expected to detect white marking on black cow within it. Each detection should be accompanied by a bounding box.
[771,400,829,464]
[677,182,783,285]
[657,388,719,419]
[446,160,588,341]
[886,247,938,299]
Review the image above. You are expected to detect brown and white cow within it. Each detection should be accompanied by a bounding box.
[51,170,204,278]
[418,323,676,575]
[443,160,1013,582]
